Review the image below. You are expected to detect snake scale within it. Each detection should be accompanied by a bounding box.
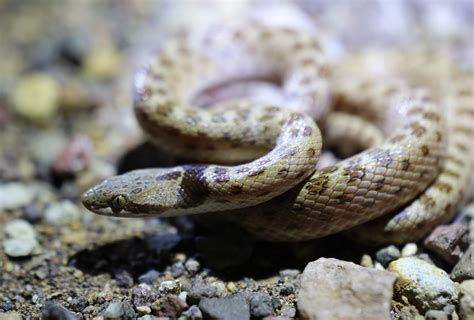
[81,24,474,244]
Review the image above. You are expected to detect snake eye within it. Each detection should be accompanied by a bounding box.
[111,195,127,211]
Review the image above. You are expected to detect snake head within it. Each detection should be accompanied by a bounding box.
[81,168,186,217]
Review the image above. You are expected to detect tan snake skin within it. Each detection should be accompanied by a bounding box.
[81,25,472,243]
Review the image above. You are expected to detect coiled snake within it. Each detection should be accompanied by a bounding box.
[81,24,473,243]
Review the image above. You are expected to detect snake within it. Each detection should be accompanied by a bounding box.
[81,24,473,243]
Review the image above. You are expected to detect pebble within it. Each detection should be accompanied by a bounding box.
[152,295,187,318]
[136,306,152,315]
[249,292,274,318]
[0,183,36,210]
[41,301,78,320]
[138,269,160,285]
[102,302,136,319]
[451,244,474,282]
[12,73,60,123]
[159,280,182,295]
[199,294,250,320]
[424,310,449,320]
[182,305,203,319]
[84,44,122,79]
[195,228,253,269]
[458,280,474,319]
[52,134,94,176]
[360,254,374,268]
[45,200,81,226]
[185,258,201,274]
[132,287,156,307]
[187,277,218,304]
[0,312,22,320]
[115,270,134,288]
[297,257,396,320]
[3,219,40,257]
[23,205,44,223]
[376,245,401,267]
[170,262,186,277]
[401,243,418,257]
[70,296,88,312]
[388,257,459,312]
[424,224,469,264]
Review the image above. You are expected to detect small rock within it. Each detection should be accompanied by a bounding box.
[182,305,203,319]
[424,224,469,264]
[4,219,37,239]
[137,316,158,320]
[12,73,60,123]
[152,295,187,318]
[136,305,152,315]
[159,280,181,295]
[3,219,40,257]
[138,270,160,285]
[170,262,186,277]
[44,200,81,226]
[211,280,227,297]
[249,292,274,318]
[389,257,458,312]
[0,183,35,210]
[185,258,200,274]
[23,205,44,223]
[458,280,474,319]
[70,296,88,312]
[424,310,448,320]
[115,270,134,288]
[0,312,22,320]
[360,254,374,268]
[297,258,396,320]
[199,294,250,320]
[401,243,418,257]
[451,244,474,282]
[187,277,218,304]
[41,301,78,320]
[84,44,122,79]
[103,302,136,319]
[52,134,94,176]
[132,287,156,307]
[376,245,401,266]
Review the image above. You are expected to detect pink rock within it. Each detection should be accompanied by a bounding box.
[424,223,469,264]
[298,258,396,320]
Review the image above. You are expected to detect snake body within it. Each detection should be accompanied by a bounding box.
[81,24,473,243]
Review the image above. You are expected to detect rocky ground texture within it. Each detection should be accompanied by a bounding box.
[1,1,473,319]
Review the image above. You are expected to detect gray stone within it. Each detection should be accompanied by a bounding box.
[3,219,40,257]
[185,258,200,274]
[424,310,448,320]
[138,269,160,285]
[182,305,203,319]
[102,302,124,319]
[298,257,396,320]
[199,294,250,320]
[42,302,78,320]
[0,183,35,210]
[376,245,401,266]
[424,224,469,264]
[389,257,459,313]
[45,200,80,226]
[249,292,274,318]
[451,244,474,282]
[187,277,218,304]
[458,280,474,319]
